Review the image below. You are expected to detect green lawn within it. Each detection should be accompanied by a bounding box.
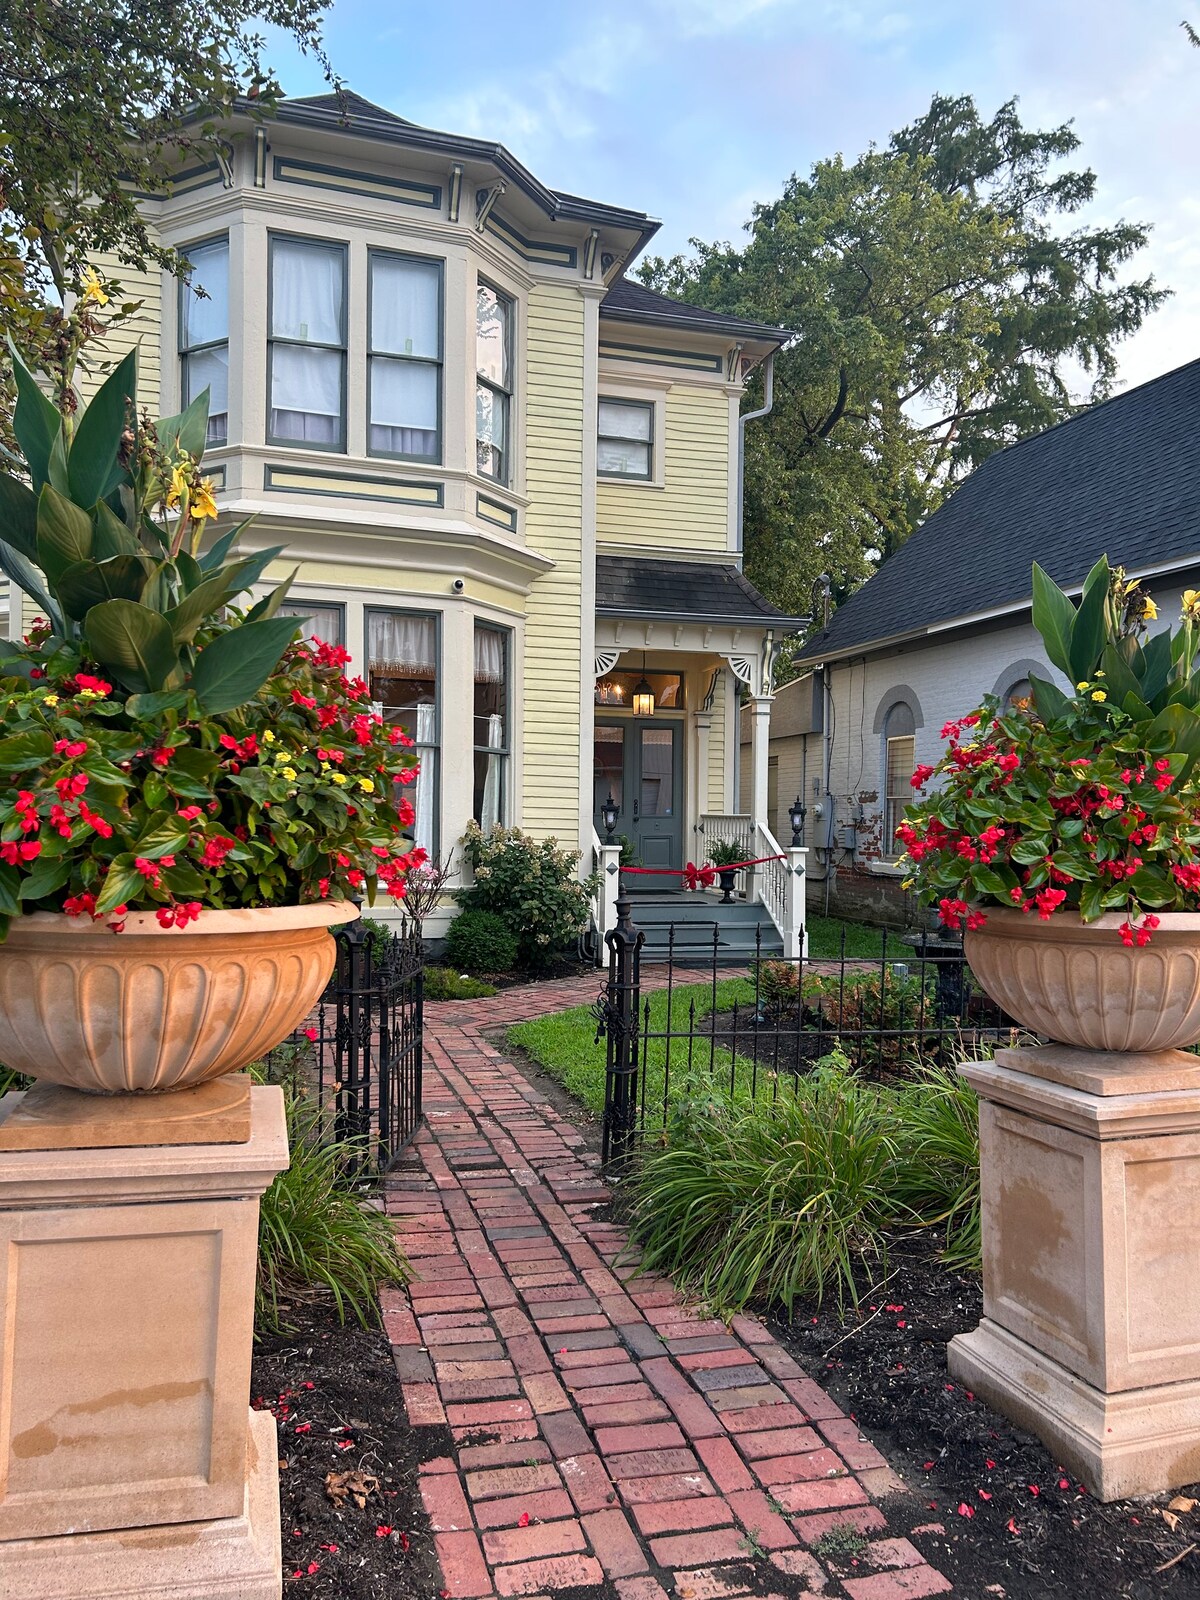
[806,915,890,960]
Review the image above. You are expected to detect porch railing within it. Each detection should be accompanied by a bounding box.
[699,812,807,958]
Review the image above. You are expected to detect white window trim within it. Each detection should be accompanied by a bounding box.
[594,375,668,489]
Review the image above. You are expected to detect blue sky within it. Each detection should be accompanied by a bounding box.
[266,0,1200,392]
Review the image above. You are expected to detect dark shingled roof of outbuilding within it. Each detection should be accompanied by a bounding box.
[796,355,1200,665]
[596,556,808,627]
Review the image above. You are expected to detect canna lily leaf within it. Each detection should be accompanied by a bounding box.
[56,553,153,620]
[1030,563,1076,681]
[154,390,210,463]
[83,599,179,693]
[36,482,93,583]
[0,472,39,561]
[68,349,136,507]
[190,614,301,714]
[7,338,63,490]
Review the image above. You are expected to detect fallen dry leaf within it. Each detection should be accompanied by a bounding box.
[325,1469,379,1510]
[1169,1496,1198,1514]
[1159,1509,1181,1532]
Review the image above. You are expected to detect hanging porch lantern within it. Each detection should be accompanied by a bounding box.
[632,652,655,717]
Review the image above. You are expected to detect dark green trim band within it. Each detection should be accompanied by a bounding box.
[598,339,724,374]
[126,161,221,201]
[273,156,441,209]
[476,493,519,533]
[265,464,445,507]
[482,207,577,269]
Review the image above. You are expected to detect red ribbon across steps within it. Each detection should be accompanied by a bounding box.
[622,855,787,891]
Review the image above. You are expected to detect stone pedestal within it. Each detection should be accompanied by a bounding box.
[0,1085,288,1597]
[948,1045,1200,1500]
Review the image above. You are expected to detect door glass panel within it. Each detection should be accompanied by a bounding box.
[639,728,673,817]
[594,725,624,816]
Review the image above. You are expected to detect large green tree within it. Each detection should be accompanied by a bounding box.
[640,96,1166,620]
[0,0,336,429]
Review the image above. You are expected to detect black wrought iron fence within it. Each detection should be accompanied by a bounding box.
[261,920,424,1175]
[594,894,1022,1168]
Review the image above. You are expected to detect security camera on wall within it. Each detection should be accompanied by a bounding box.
[451,578,465,593]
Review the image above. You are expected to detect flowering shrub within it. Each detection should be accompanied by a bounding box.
[899,557,1200,944]
[0,344,422,935]
[457,822,597,971]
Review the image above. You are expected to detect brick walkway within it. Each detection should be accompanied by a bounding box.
[382,974,953,1600]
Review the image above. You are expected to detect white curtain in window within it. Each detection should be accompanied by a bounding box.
[185,346,229,422]
[279,602,342,646]
[411,702,436,851]
[599,400,651,441]
[474,628,505,683]
[271,240,342,343]
[372,257,439,357]
[369,612,436,676]
[271,344,341,422]
[479,714,503,831]
[183,240,229,346]
[370,359,437,450]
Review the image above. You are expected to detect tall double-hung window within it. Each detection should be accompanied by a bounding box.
[883,703,917,857]
[473,624,509,830]
[268,237,347,449]
[369,252,442,461]
[367,610,439,854]
[179,237,229,446]
[476,282,513,483]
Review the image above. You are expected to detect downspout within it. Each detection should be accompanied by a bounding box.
[736,350,775,558]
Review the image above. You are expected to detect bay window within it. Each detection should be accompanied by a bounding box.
[369,252,442,461]
[473,624,509,830]
[367,610,438,854]
[476,282,513,483]
[180,237,229,445]
[268,236,347,450]
[598,398,653,479]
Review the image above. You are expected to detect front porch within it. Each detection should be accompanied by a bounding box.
[589,556,810,962]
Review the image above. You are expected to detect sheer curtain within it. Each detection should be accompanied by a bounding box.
[474,628,505,684]
[479,714,503,831]
[411,703,436,852]
[182,239,229,442]
[278,602,343,647]
[369,613,436,675]
[474,627,507,830]
[369,362,437,458]
[270,240,343,445]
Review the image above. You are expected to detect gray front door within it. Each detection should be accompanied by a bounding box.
[593,721,683,871]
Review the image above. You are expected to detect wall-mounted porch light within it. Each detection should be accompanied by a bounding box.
[632,652,655,717]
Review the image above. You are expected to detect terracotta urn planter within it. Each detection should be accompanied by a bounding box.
[963,905,1200,1053]
[0,900,356,1093]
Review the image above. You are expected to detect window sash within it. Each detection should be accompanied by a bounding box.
[598,398,654,480]
[476,282,513,485]
[180,238,229,444]
[369,251,443,462]
[268,236,347,451]
[368,608,439,855]
[884,734,916,857]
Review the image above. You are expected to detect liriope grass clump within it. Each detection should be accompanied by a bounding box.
[256,1092,410,1335]
[626,1054,982,1314]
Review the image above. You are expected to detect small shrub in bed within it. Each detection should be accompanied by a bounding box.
[458,821,596,970]
[445,907,518,973]
[423,965,498,1000]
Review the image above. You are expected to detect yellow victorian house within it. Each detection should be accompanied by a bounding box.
[90,91,804,950]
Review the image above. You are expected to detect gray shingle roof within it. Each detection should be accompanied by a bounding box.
[597,556,807,627]
[600,277,790,344]
[796,355,1200,665]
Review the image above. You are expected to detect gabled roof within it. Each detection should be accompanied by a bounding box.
[597,556,808,628]
[268,92,659,240]
[600,277,790,345]
[796,354,1200,666]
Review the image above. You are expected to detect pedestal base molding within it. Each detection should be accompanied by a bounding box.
[0,1409,281,1600]
[949,1319,1200,1502]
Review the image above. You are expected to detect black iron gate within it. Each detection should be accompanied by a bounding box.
[264,920,424,1174]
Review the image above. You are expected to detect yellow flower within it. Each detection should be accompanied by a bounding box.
[1184,590,1200,619]
[331,772,347,785]
[1143,596,1158,621]
[282,767,297,781]
[191,479,218,521]
[80,267,109,307]
[357,777,375,793]
[1091,690,1107,703]
[1076,681,1089,691]
[166,462,188,508]
[42,695,58,708]
[262,729,275,744]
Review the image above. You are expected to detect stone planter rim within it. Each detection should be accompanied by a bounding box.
[968,906,1200,937]
[5,900,358,938]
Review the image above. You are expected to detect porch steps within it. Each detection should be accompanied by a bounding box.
[623,891,783,964]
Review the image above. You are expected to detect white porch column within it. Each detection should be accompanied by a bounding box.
[694,712,712,829]
[598,842,622,967]
[786,846,808,959]
[749,694,773,827]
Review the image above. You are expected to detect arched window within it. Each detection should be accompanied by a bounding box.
[1005,678,1033,708]
[882,701,917,857]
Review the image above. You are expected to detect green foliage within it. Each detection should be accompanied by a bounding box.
[445,909,519,974]
[256,1092,410,1336]
[628,1059,899,1311]
[892,1062,982,1271]
[423,965,498,1001]
[756,961,938,1077]
[900,558,1200,940]
[706,836,747,868]
[639,95,1165,618]
[0,355,424,933]
[627,1058,983,1313]
[458,821,597,971]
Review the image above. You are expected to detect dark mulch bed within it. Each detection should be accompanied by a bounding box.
[774,1236,1200,1599]
[252,1299,451,1599]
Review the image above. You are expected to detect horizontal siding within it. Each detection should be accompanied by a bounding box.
[77,254,162,413]
[521,283,585,842]
[597,384,729,552]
